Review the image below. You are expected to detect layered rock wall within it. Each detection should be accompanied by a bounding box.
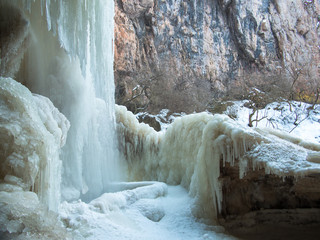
[114,0,320,113]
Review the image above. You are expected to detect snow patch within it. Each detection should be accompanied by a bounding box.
[59,184,236,240]
[225,101,320,143]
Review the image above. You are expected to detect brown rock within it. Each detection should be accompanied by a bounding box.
[114,0,320,113]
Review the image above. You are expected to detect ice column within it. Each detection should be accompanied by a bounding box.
[14,0,119,201]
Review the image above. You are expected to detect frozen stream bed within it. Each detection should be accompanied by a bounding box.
[59,182,236,240]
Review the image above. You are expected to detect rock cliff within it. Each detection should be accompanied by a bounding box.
[114,0,320,113]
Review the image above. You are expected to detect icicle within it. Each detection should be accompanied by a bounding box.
[40,0,44,16]
[45,0,51,31]
[3,0,119,204]
[116,106,320,223]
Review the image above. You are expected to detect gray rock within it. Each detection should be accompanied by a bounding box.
[114,0,320,113]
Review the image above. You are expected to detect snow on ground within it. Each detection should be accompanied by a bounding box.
[59,183,236,240]
[224,101,320,143]
[136,101,320,144]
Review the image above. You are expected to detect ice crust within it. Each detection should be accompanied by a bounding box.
[116,104,320,221]
[0,78,70,238]
[0,191,69,239]
[59,183,236,240]
[4,0,120,202]
[0,77,69,211]
[89,182,167,214]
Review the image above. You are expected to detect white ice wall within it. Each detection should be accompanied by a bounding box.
[0,1,119,236]
[116,105,320,222]
[8,0,120,201]
[0,77,69,211]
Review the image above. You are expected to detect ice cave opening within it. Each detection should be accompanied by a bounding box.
[1,1,320,240]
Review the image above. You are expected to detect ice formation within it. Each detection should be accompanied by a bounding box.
[0,78,70,238]
[1,0,320,238]
[0,191,70,240]
[116,105,320,221]
[2,0,120,201]
[0,77,69,210]
[0,0,119,238]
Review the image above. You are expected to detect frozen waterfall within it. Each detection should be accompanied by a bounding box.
[0,0,120,218]
[13,0,120,202]
[116,105,320,222]
[1,0,320,239]
[0,0,121,238]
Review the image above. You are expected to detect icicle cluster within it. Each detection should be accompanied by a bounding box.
[0,0,117,237]
[2,0,119,202]
[0,78,69,211]
[116,105,320,222]
[0,78,70,238]
[15,0,115,99]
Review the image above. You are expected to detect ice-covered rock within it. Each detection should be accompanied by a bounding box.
[0,77,70,238]
[0,191,69,240]
[132,199,165,222]
[10,0,119,203]
[116,104,320,223]
[0,77,69,211]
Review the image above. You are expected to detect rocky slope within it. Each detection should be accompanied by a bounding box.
[114,0,320,113]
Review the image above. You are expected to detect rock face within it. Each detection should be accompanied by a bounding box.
[0,2,31,78]
[219,164,320,222]
[114,0,320,113]
[219,165,320,239]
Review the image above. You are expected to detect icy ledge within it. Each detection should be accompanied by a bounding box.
[116,104,320,222]
[0,78,69,238]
